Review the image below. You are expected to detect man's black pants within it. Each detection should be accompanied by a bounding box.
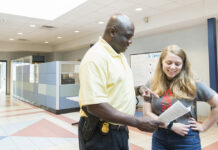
[78,117,129,150]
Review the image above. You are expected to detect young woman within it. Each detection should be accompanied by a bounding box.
[143,45,218,150]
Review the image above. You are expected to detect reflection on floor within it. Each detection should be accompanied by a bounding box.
[0,95,217,150]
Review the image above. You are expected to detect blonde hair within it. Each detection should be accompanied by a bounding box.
[151,45,196,100]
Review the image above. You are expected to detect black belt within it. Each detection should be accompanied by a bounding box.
[109,124,128,131]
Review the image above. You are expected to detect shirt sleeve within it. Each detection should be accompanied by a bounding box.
[196,82,216,102]
[79,61,108,106]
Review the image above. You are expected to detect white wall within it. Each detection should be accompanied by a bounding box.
[46,52,63,62]
[61,48,88,61]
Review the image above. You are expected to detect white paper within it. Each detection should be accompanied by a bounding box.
[158,101,191,125]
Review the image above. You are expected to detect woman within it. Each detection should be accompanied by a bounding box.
[143,45,218,150]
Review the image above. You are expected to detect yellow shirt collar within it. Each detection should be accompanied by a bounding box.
[99,37,122,57]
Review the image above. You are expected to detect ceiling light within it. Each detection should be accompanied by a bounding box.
[17,32,23,35]
[98,21,104,24]
[57,36,63,39]
[9,38,14,41]
[44,41,48,43]
[29,24,36,27]
[0,0,88,20]
[74,30,80,33]
[136,8,143,11]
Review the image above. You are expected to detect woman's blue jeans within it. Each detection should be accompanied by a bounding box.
[152,128,201,150]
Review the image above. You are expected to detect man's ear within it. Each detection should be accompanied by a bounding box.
[110,26,116,37]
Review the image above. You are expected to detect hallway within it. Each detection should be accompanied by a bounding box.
[0,95,217,150]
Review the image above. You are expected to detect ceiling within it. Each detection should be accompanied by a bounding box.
[0,0,218,52]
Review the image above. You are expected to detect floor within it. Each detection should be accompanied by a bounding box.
[0,95,217,150]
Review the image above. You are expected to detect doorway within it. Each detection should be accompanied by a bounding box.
[0,61,7,95]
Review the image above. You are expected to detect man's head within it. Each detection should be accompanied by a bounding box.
[103,14,135,53]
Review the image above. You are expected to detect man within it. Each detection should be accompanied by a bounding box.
[78,14,163,150]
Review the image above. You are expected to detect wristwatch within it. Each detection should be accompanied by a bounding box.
[167,122,174,130]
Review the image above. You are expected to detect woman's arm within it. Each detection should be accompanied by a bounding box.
[144,101,191,136]
[143,101,158,120]
[189,94,218,132]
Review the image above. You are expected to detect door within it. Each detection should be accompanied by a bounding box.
[0,61,7,95]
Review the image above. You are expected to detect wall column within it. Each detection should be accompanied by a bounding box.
[207,18,218,92]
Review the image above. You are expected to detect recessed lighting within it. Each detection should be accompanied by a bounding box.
[0,0,88,20]
[29,24,36,27]
[44,41,48,43]
[98,21,104,24]
[9,38,14,41]
[17,32,23,35]
[135,8,143,11]
[74,30,80,33]
[57,36,63,39]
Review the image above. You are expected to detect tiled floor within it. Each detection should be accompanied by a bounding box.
[0,95,217,150]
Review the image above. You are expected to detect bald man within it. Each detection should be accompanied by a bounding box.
[78,14,163,150]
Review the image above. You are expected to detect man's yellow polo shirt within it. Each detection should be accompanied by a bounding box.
[79,37,136,118]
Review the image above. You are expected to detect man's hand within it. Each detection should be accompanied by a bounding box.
[136,116,164,132]
[138,85,159,100]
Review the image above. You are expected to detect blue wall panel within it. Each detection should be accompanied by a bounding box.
[39,74,56,85]
[31,91,39,105]
[59,97,79,109]
[37,94,46,106]
[59,84,80,97]
[46,62,56,74]
[45,95,56,109]
[45,74,56,85]
[16,88,22,97]
[39,63,46,74]
[23,74,29,82]
[38,74,46,84]
[13,62,80,113]
[23,65,30,74]
[39,62,56,74]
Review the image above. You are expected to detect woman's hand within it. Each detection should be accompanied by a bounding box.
[171,122,190,136]
[188,117,205,132]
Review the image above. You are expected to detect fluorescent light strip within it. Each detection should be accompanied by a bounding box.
[136,8,143,11]
[29,24,36,27]
[98,21,104,24]
[0,0,88,20]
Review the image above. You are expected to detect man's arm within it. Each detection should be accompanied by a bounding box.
[87,103,163,132]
